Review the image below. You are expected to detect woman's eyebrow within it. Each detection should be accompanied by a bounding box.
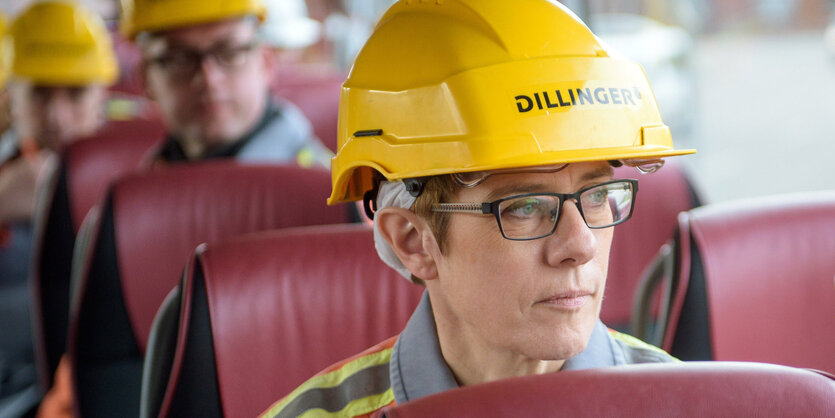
[483,166,614,201]
[486,184,549,201]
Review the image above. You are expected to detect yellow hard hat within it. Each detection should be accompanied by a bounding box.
[328,0,696,204]
[120,0,267,39]
[10,1,118,86]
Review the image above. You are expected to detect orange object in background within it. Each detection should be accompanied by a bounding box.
[36,357,72,418]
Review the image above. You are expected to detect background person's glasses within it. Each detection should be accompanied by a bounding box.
[149,42,259,80]
[432,179,638,241]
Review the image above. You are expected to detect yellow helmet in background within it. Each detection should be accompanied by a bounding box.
[10,1,118,86]
[328,0,696,204]
[120,0,267,39]
[0,13,9,87]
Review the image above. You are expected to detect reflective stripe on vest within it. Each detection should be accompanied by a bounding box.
[263,337,398,417]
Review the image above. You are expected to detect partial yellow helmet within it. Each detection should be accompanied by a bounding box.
[10,1,118,86]
[120,0,267,39]
[329,0,696,204]
[0,13,9,87]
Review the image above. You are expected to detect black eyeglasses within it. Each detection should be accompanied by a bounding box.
[431,179,638,241]
[149,41,259,80]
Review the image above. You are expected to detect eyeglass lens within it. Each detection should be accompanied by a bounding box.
[497,181,634,239]
[154,43,256,78]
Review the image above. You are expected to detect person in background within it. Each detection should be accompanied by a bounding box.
[0,2,117,417]
[0,0,116,226]
[122,0,332,166]
[36,1,337,415]
[263,1,695,416]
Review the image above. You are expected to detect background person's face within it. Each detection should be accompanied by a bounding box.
[427,161,615,362]
[10,82,106,151]
[142,18,271,147]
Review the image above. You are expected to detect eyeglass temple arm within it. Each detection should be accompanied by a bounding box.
[431,203,492,214]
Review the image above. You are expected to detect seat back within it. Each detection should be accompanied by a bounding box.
[272,69,344,152]
[31,118,164,388]
[62,119,166,231]
[144,224,424,418]
[659,192,835,372]
[601,162,700,329]
[68,162,355,416]
[379,362,835,417]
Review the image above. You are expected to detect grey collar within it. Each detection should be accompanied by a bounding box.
[390,291,620,404]
[390,292,459,404]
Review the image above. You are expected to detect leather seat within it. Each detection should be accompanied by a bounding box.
[601,162,701,330]
[271,69,344,152]
[142,224,424,418]
[31,118,164,389]
[378,362,835,417]
[633,191,835,373]
[67,162,355,417]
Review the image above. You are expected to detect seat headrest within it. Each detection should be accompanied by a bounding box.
[189,224,423,416]
[63,118,165,230]
[672,191,835,371]
[110,162,352,351]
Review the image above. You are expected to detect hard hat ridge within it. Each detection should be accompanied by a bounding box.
[350,0,606,91]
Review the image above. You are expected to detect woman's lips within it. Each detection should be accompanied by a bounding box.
[537,291,592,309]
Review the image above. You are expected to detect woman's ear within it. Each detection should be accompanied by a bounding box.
[376,207,439,281]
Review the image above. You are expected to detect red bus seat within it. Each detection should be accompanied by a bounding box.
[31,118,164,389]
[62,119,166,230]
[142,224,424,418]
[634,191,835,373]
[67,162,355,416]
[601,162,701,330]
[272,69,344,152]
[379,362,835,417]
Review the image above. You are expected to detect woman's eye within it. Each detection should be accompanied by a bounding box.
[583,189,608,206]
[504,198,542,218]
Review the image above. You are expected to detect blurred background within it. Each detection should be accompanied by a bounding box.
[2,0,833,203]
